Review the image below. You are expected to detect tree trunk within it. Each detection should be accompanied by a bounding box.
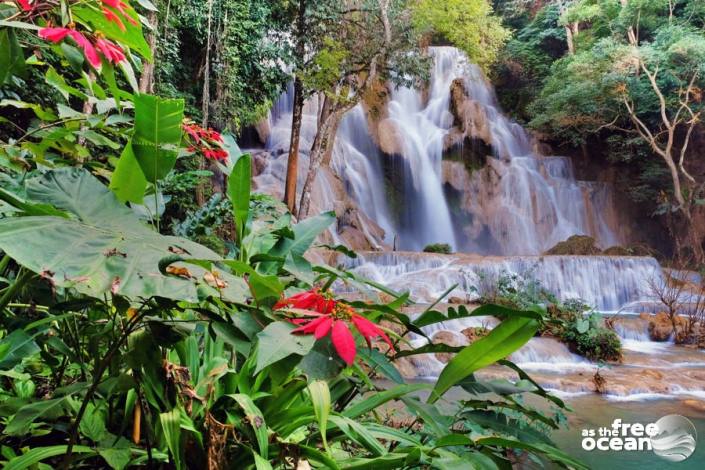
[565,25,575,54]
[138,10,158,94]
[284,79,304,215]
[298,97,340,219]
[284,0,307,216]
[196,0,214,206]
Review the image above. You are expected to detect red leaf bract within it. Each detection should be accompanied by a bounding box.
[38,27,72,43]
[351,314,395,351]
[331,320,356,366]
[314,316,333,339]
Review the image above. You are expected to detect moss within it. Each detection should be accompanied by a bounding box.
[443,136,491,174]
[545,235,600,255]
[602,245,632,256]
[423,243,453,254]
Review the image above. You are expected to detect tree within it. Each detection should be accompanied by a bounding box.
[529,0,705,262]
[297,0,426,218]
[412,0,510,70]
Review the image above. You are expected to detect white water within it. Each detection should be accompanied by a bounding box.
[330,47,623,253]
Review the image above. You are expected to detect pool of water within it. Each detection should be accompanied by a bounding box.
[550,394,705,469]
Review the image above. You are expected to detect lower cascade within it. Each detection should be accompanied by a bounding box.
[255,46,704,402]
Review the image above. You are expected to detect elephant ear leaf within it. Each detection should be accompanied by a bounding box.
[0,168,247,302]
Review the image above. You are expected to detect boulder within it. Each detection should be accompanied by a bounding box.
[545,235,601,256]
[645,311,689,342]
[461,327,488,343]
[432,331,467,363]
[683,399,705,413]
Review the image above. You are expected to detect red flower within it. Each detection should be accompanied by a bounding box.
[183,123,202,143]
[274,289,335,314]
[288,295,395,366]
[16,0,33,11]
[102,7,126,31]
[203,149,228,162]
[38,27,72,43]
[69,31,101,68]
[206,129,223,143]
[102,0,138,26]
[96,38,126,64]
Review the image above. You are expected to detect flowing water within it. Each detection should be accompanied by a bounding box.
[258,46,705,405]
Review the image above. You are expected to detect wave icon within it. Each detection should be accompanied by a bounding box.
[651,415,698,462]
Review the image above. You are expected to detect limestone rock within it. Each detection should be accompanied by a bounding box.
[432,331,467,363]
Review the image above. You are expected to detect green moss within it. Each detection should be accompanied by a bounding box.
[545,235,600,255]
[423,243,453,254]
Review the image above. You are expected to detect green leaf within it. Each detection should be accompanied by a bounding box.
[98,447,132,470]
[356,348,403,384]
[159,409,182,470]
[269,211,335,260]
[329,415,386,456]
[0,330,40,370]
[475,436,588,469]
[227,153,251,238]
[308,381,331,452]
[227,394,269,459]
[5,397,69,436]
[72,5,151,60]
[131,94,184,183]
[0,168,247,302]
[78,403,108,442]
[110,141,148,203]
[248,272,284,305]
[0,28,24,85]
[4,446,95,470]
[429,317,538,403]
[255,322,315,373]
[342,384,428,419]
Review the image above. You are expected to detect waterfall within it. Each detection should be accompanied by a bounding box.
[346,251,662,312]
[330,47,622,253]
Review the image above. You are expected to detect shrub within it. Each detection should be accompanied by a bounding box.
[561,313,622,362]
[423,242,453,254]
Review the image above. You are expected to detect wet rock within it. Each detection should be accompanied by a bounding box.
[432,331,467,363]
[648,312,674,341]
[545,235,601,256]
[461,327,488,343]
[377,119,404,156]
[683,399,705,413]
[448,296,465,304]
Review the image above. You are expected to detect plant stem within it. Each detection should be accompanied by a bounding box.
[61,310,147,468]
[0,269,32,313]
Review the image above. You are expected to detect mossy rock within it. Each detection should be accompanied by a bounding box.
[423,243,453,254]
[602,245,632,256]
[545,235,600,255]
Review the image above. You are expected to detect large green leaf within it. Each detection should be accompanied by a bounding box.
[4,445,95,470]
[308,381,331,453]
[476,436,588,469]
[269,211,336,260]
[0,28,24,85]
[227,153,251,239]
[0,168,247,302]
[131,94,184,182]
[110,142,148,203]
[227,394,269,459]
[5,397,69,436]
[255,321,315,373]
[0,330,40,370]
[159,409,183,470]
[428,317,539,403]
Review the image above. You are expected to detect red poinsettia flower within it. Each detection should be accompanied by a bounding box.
[283,292,394,366]
[183,123,202,143]
[274,288,336,314]
[39,27,72,43]
[16,0,33,11]
[69,31,101,68]
[102,7,126,31]
[96,38,126,64]
[102,0,138,26]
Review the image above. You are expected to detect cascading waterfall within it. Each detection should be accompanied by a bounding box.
[331,47,622,253]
